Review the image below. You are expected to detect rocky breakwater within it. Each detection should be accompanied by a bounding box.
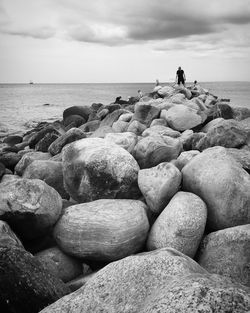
[0,84,249,313]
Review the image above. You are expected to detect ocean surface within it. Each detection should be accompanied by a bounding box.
[0,81,250,136]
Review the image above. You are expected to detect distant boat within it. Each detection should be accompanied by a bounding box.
[29,80,34,85]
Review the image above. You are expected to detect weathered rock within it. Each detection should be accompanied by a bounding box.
[104,132,138,154]
[63,106,91,121]
[139,273,250,313]
[157,85,175,97]
[28,125,60,149]
[147,192,207,258]
[127,120,147,135]
[48,128,86,156]
[174,150,200,170]
[62,138,140,202]
[183,132,206,151]
[233,106,250,121]
[15,151,51,175]
[0,152,22,172]
[118,112,133,122]
[0,161,5,178]
[22,160,69,199]
[227,148,250,172]
[100,109,129,128]
[182,146,250,230]
[39,248,207,313]
[134,135,182,169]
[198,119,248,150]
[112,120,129,132]
[197,224,250,287]
[162,105,204,131]
[0,173,21,183]
[90,125,114,138]
[0,220,24,248]
[0,178,62,240]
[0,245,70,313]
[170,93,186,104]
[138,162,181,215]
[67,272,95,292]
[35,247,82,283]
[3,135,23,145]
[63,115,86,128]
[79,120,100,132]
[35,131,60,152]
[201,117,224,133]
[150,118,167,127]
[142,125,180,138]
[132,103,160,127]
[54,199,149,261]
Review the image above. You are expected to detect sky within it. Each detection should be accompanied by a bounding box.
[0,0,250,83]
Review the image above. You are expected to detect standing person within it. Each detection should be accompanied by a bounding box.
[176,66,186,86]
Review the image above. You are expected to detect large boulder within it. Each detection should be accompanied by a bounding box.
[35,247,82,283]
[28,125,60,149]
[147,192,207,258]
[0,151,22,172]
[99,109,129,128]
[139,273,250,313]
[227,148,250,172]
[15,151,51,176]
[134,135,182,169]
[0,220,24,248]
[182,146,250,230]
[233,106,250,121]
[54,199,149,262]
[198,119,248,150]
[63,106,91,121]
[161,105,204,131]
[39,248,207,313]
[127,120,147,135]
[138,162,181,215]
[104,132,138,154]
[132,103,160,127]
[48,128,86,156]
[22,160,69,199]
[197,224,250,287]
[63,115,86,128]
[62,138,140,202]
[0,178,62,240]
[0,245,70,313]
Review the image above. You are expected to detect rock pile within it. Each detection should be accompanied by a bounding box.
[0,84,249,312]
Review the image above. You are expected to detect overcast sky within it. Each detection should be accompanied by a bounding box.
[0,0,250,83]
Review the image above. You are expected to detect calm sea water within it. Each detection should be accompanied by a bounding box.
[0,82,249,136]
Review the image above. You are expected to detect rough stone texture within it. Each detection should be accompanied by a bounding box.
[67,272,95,292]
[3,135,23,145]
[197,224,250,287]
[22,160,69,199]
[28,126,60,149]
[182,146,250,230]
[174,150,200,170]
[79,120,100,132]
[63,115,85,128]
[118,112,134,122]
[0,220,24,248]
[35,246,82,283]
[138,162,181,215]
[147,192,207,258]
[139,273,250,313]
[112,120,129,132]
[199,119,248,150]
[233,106,250,121]
[150,118,167,127]
[132,103,160,126]
[134,135,182,169]
[90,125,115,138]
[0,178,62,240]
[127,120,147,135]
[0,245,70,313]
[162,105,203,131]
[183,132,206,151]
[99,109,129,128]
[39,248,208,313]
[201,117,224,133]
[15,151,51,176]
[0,161,5,178]
[142,125,180,138]
[227,148,250,172]
[54,199,149,262]
[63,105,91,121]
[0,152,22,172]
[104,132,138,154]
[157,85,175,97]
[0,174,21,183]
[62,138,140,202]
[48,128,86,156]
[35,132,60,152]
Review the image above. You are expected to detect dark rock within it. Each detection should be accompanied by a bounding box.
[99,109,129,128]
[29,125,60,149]
[3,135,23,146]
[233,106,250,121]
[63,106,91,121]
[0,245,70,313]
[63,115,86,128]
[0,152,22,172]
[0,220,24,248]
[0,162,5,178]
[132,103,161,127]
[104,103,121,113]
[35,132,60,152]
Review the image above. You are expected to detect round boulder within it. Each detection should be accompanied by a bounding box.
[62,138,140,202]
[147,192,207,258]
[15,151,51,176]
[0,178,62,240]
[182,146,250,230]
[197,224,250,287]
[54,199,149,262]
[138,162,181,215]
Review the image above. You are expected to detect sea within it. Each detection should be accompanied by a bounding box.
[0,81,250,137]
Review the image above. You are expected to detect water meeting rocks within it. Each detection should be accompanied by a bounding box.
[0,178,62,240]
[138,162,181,215]
[62,137,140,202]
[182,146,250,230]
[53,199,149,261]
[147,192,207,258]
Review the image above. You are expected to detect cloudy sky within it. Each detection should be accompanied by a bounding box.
[0,0,250,83]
